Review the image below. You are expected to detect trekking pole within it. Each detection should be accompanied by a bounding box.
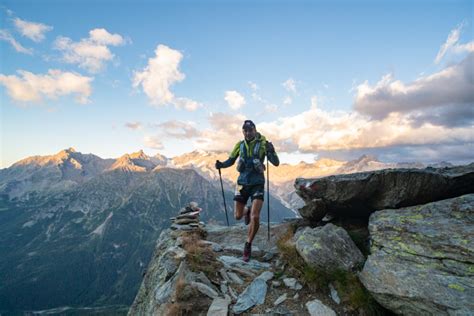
[267,157,270,240]
[218,168,230,227]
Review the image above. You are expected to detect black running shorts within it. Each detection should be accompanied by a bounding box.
[233,184,265,204]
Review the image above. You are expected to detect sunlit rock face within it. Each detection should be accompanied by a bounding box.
[295,163,474,222]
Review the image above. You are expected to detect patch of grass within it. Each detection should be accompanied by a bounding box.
[329,269,383,314]
[180,231,222,279]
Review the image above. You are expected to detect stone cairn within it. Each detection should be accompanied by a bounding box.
[170,201,204,231]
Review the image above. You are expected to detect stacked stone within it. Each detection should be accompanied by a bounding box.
[170,201,204,231]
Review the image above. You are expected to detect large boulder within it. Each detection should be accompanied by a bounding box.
[295,223,365,271]
[359,194,474,315]
[295,163,474,221]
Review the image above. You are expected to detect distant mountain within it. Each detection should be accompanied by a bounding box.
[0,149,293,313]
[108,150,168,172]
[170,151,433,211]
[335,154,425,174]
[0,148,113,199]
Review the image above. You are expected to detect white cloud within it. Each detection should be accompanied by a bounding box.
[144,135,164,150]
[282,78,296,93]
[195,112,246,152]
[0,69,93,104]
[283,96,292,105]
[189,101,472,164]
[13,17,52,42]
[0,29,32,54]
[224,90,246,110]
[310,96,318,109]
[158,120,200,139]
[354,53,474,127]
[125,122,142,130]
[248,81,259,91]
[264,104,278,113]
[435,23,474,64]
[173,97,201,111]
[133,44,201,111]
[89,28,123,45]
[54,28,125,73]
[258,108,473,155]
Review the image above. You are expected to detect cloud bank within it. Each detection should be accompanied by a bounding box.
[0,69,93,104]
[54,28,126,73]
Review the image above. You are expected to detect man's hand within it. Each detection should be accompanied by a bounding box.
[215,160,224,169]
[266,141,275,153]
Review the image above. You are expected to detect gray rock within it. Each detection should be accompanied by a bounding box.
[257,271,274,282]
[360,194,474,315]
[329,283,340,305]
[218,255,271,271]
[228,286,238,301]
[219,268,231,283]
[220,282,228,295]
[262,252,274,262]
[202,240,223,252]
[207,295,231,316]
[229,266,256,278]
[274,293,287,306]
[170,223,195,231]
[306,299,336,316]
[295,223,365,271]
[191,281,219,299]
[272,281,281,287]
[270,305,293,315]
[223,244,264,257]
[295,164,474,221]
[174,218,199,225]
[227,271,244,285]
[176,213,199,220]
[233,278,268,314]
[283,278,302,290]
[129,230,183,315]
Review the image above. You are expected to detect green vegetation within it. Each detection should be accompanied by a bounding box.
[181,231,222,278]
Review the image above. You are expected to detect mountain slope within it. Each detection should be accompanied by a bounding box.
[0,163,293,312]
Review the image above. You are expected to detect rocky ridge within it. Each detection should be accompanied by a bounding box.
[131,163,474,315]
[129,204,344,315]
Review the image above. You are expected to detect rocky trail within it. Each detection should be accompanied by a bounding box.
[205,225,340,316]
[128,202,348,315]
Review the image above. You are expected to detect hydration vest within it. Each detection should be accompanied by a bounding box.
[237,139,265,174]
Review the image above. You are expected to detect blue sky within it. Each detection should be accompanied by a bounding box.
[1,0,473,168]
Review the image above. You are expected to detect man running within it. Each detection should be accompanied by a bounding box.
[215,120,279,262]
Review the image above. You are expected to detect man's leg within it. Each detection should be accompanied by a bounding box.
[234,201,246,220]
[247,198,263,243]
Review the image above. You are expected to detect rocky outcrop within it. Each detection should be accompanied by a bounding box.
[359,194,474,315]
[295,163,474,222]
[129,203,349,315]
[295,223,365,272]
